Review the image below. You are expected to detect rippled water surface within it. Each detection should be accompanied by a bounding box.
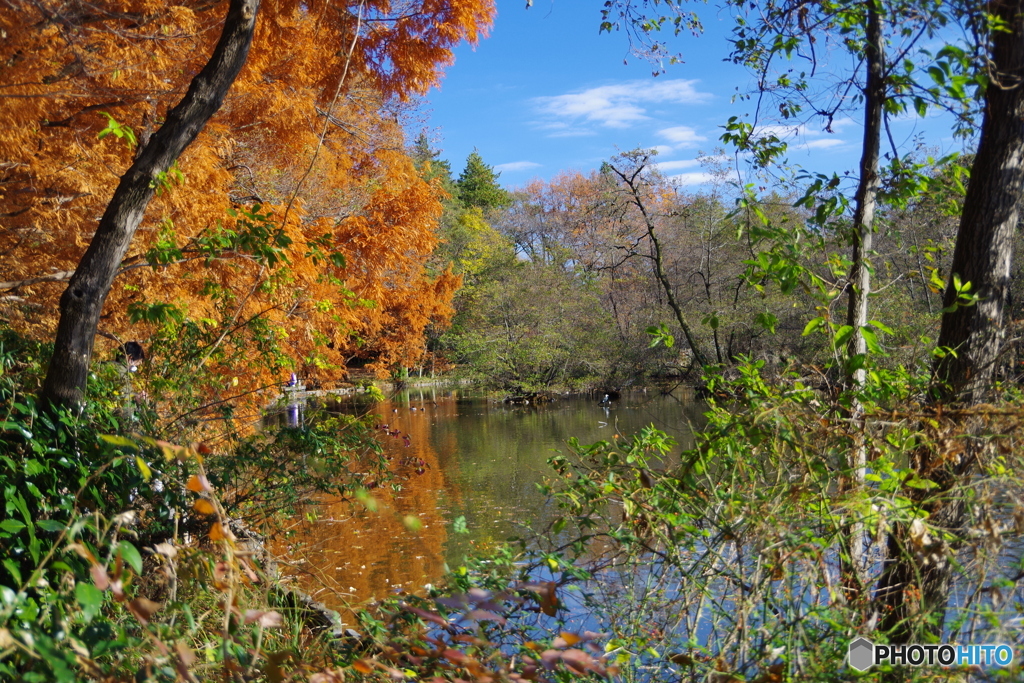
[275,388,705,612]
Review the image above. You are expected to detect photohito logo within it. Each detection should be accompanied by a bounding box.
[848,638,1014,671]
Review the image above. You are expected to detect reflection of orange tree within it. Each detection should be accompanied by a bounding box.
[274,398,462,611]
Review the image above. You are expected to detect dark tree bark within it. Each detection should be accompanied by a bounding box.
[932,0,1024,405]
[42,0,261,410]
[875,0,1024,643]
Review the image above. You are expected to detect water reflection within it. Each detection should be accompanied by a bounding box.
[274,388,705,613]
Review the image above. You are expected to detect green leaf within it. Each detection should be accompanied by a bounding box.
[646,323,675,349]
[355,488,379,513]
[868,320,895,335]
[861,326,883,354]
[3,559,22,584]
[802,317,825,336]
[846,354,867,373]
[36,520,66,533]
[75,582,104,623]
[97,112,137,148]
[135,456,152,482]
[755,312,777,333]
[117,541,143,575]
[98,434,139,451]
[0,519,26,534]
[833,325,854,348]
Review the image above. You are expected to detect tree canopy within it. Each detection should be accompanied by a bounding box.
[0,0,495,407]
[456,149,511,209]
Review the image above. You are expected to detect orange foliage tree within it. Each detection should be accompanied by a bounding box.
[0,0,492,412]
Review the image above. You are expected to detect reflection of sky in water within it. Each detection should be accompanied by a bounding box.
[270,389,704,615]
[269,389,1024,675]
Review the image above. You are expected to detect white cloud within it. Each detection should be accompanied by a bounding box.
[754,123,804,140]
[752,123,844,152]
[828,116,856,132]
[534,120,597,137]
[802,138,845,150]
[668,171,715,186]
[533,79,712,130]
[651,145,674,156]
[658,125,707,147]
[495,161,542,173]
[655,159,701,172]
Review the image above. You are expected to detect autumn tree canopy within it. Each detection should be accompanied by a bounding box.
[0,0,494,413]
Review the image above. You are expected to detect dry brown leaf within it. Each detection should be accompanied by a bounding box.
[127,597,161,625]
[89,563,110,591]
[152,542,177,559]
[175,641,197,668]
[68,543,97,564]
[352,659,374,674]
[466,609,506,625]
[243,609,284,628]
[553,631,581,648]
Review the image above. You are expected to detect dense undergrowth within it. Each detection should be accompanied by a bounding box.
[4,204,993,681]
[4,330,1024,682]
[528,359,1024,682]
[0,328,626,682]
[0,328,383,681]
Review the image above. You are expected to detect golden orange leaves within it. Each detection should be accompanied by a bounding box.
[186,474,212,494]
[1,0,492,422]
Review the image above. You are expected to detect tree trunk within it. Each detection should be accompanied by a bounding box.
[932,3,1024,405]
[42,0,261,410]
[845,0,884,390]
[840,0,885,599]
[875,0,1024,643]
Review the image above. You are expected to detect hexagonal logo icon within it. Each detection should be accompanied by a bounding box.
[848,637,875,671]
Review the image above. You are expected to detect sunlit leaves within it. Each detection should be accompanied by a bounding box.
[802,316,826,336]
[355,487,379,513]
[646,323,676,348]
[186,474,212,493]
[98,434,139,450]
[96,112,138,148]
[1,0,489,413]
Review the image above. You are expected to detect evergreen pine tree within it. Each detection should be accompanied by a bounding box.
[456,149,511,209]
[411,131,455,191]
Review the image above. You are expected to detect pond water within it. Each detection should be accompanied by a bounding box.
[274,387,706,613]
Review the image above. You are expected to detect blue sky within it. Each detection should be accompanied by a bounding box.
[420,0,967,191]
